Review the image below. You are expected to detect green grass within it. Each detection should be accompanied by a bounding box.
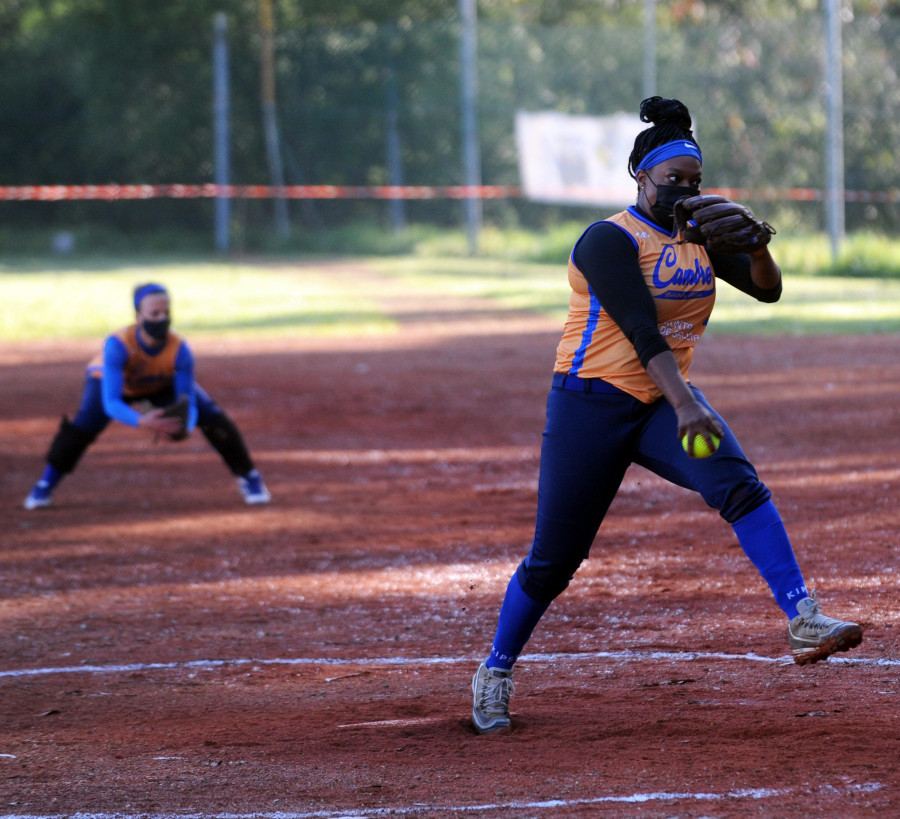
[709,274,900,335]
[374,256,900,335]
[0,261,396,341]
[2,236,900,342]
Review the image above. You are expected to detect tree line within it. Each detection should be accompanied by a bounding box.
[2,0,899,237]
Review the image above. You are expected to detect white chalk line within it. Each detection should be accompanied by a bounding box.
[0,783,886,819]
[0,648,893,679]
[2,654,888,817]
[336,716,444,729]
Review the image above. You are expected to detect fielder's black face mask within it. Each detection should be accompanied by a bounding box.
[141,316,171,341]
[644,175,695,231]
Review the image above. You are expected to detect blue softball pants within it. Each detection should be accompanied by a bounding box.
[486,373,807,670]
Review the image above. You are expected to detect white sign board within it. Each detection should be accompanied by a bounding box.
[515,110,644,207]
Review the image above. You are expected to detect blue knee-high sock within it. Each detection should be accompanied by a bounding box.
[732,500,807,618]
[39,464,63,489]
[486,573,551,670]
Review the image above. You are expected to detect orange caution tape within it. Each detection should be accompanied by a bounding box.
[0,184,896,202]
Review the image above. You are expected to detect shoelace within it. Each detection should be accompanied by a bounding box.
[479,676,514,714]
[799,602,845,633]
[806,610,839,628]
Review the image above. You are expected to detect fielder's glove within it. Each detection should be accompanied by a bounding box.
[160,395,189,441]
[674,194,776,254]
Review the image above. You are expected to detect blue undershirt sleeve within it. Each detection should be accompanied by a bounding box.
[101,336,143,427]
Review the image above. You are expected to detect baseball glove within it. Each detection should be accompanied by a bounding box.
[160,395,189,441]
[674,194,776,254]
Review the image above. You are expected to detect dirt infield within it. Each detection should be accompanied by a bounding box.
[3,288,900,817]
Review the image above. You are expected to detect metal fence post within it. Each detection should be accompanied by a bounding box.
[825,0,845,260]
[459,0,482,255]
[213,13,231,253]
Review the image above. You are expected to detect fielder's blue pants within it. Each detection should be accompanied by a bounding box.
[41,376,254,481]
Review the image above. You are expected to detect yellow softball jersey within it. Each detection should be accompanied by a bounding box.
[87,324,184,398]
[554,207,716,403]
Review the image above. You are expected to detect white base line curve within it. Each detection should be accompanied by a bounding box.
[0,783,886,819]
[0,649,892,679]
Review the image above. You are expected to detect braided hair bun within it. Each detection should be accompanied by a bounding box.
[639,96,693,130]
[628,97,699,179]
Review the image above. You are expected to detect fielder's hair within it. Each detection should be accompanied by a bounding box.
[628,97,700,179]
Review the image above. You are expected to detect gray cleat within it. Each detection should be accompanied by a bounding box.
[788,591,862,665]
[471,662,514,734]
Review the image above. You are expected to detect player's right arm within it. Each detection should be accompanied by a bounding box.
[644,351,722,444]
[101,336,143,427]
[574,222,720,442]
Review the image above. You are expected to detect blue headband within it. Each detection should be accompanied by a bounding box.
[133,283,168,311]
[636,140,702,172]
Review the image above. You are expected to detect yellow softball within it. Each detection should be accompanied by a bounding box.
[682,432,721,458]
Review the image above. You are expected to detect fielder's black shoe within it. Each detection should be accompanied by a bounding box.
[788,591,862,665]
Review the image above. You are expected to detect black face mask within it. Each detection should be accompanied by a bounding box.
[644,177,696,231]
[141,317,171,341]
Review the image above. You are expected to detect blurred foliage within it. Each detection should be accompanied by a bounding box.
[2,1,900,238]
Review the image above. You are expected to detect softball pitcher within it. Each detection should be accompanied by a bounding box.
[471,97,862,735]
[23,283,270,509]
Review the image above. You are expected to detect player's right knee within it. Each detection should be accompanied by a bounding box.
[719,482,773,524]
[46,416,99,473]
[516,562,573,604]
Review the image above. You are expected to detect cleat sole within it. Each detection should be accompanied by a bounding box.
[792,624,863,666]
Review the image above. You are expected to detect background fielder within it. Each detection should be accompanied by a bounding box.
[23,282,270,509]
